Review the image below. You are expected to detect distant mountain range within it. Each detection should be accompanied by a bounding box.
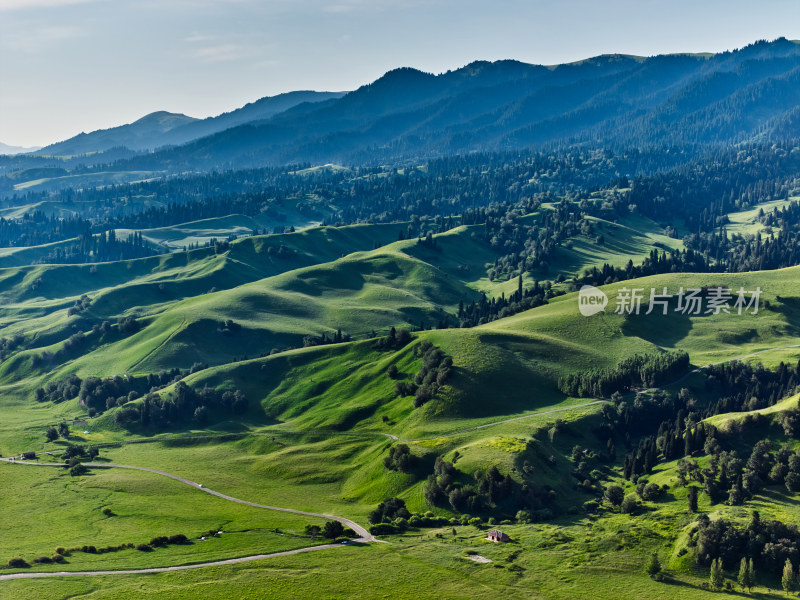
[39,91,345,156]
[29,38,800,170]
[0,142,41,155]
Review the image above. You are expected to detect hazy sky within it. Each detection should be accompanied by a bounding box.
[1,0,798,147]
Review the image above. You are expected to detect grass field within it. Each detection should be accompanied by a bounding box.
[0,461,328,571]
[5,216,800,598]
[719,197,796,239]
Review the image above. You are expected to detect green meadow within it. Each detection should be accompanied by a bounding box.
[4,216,800,598]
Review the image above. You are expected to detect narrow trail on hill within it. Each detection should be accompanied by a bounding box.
[126,315,187,373]
[0,458,375,581]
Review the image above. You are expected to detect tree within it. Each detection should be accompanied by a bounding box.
[738,557,755,593]
[620,494,637,515]
[193,406,208,425]
[69,464,88,477]
[738,558,748,592]
[304,525,321,540]
[45,426,59,442]
[688,485,698,513]
[728,477,745,506]
[384,444,415,473]
[710,558,724,591]
[782,558,795,595]
[58,422,70,438]
[323,520,344,542]
[605,484,624,507]
[746,558,755,593]
[369,497,411,524]
[646,552,661,577]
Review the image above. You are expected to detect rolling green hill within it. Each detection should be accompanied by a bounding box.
[5,216,800,599]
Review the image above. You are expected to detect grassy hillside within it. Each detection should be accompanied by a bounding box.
[5,220,800,598]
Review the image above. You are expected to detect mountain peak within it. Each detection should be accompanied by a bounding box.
[133,111,196,127]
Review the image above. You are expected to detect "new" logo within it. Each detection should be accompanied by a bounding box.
[578,285,608,316]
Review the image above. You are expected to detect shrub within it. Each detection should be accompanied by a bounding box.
[55,547,66,555]
[136,544,153,552]
[369,523,400,535]
[7,557,29,568]
[621,495,638,515]
[70,464,88,477]
[168,534,189,545]
[605,484,625,506]
[383,444,416,473]
[369,497,411,524]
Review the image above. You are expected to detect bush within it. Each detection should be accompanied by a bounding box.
[369,523,400,535]
[69,464,88,477]
[516,510,532,524]
[369,497,411,524]
[168,534,189,545]
[621,495,638,515]
[33,556,53,564]
[383,444,416,473]
[136,544,153,552]
[7,557,29,568]
[605,484,625,506]
[55,547,66,555]
[468,517,483,528]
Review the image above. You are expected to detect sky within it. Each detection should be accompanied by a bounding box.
[1,0,798,148]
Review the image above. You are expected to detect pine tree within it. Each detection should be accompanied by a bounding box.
[782,558,795,595]
[646,552,661,577]
[710,558,724,591]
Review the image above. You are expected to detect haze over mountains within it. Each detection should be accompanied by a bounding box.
[38,91,346,156]
[0,142,41,155]
[8,38,800,172]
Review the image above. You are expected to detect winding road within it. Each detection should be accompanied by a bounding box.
[0,458,374,582]
[4,342,800,581]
